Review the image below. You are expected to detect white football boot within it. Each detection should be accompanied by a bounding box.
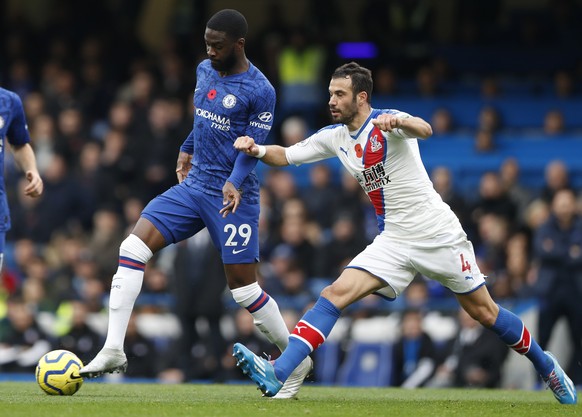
[79,347,128,378]
[272,356,313,399]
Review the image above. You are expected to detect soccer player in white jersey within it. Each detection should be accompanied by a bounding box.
[232,62,577,404]
[79,9,312,398]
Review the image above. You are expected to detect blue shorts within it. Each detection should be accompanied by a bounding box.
[141,183,260,264]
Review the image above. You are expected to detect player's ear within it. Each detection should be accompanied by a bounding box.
[235,37,245,50]
[357,91,367,105]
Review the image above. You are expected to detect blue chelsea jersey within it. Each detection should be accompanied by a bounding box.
[0,88,31,231]
[182,60,276,204]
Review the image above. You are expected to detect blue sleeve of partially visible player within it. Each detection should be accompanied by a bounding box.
[7,93,31,145]
[227,81,276,188]
[180,130,194,154]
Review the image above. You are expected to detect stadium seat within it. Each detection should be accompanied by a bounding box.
[313,341,342,385]
[336,342,393,386]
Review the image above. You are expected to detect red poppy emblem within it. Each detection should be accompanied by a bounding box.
[207,89,217,100]
[355,143,363,158]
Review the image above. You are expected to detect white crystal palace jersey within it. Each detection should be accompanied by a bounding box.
[286,108,462,240]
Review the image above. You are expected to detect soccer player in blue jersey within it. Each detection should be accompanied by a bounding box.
[79,9,312,398]
[0,87,44,268]
[232,62,577,404]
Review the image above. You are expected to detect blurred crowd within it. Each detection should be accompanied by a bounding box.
[1,0,582,388]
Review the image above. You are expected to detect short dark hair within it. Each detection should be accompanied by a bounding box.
[332,62,373,103]
[206,9,248,40]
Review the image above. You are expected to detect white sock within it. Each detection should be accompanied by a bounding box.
[103,234,153,351]
[231,282,290,352]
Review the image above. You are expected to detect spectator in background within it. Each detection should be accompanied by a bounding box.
[499,157,533,225]
[471,172,517,224]
[54,107,87,163]
[429,308,508,388]
[430,108,455,136]
[56,300,102,365]
[160,230,227,382]
[373,66,399,96]
[122,312,159,379]
[403,278,430,309]
[302,163,340,230]
[279,116,309,147]
[219,308,279,382]
[277,27,326,128]
[539,160,571,204]
[95,129,139,209]
[532,188,582,384]
[524,198,551,233]
[474,129,496,153]
[477,106,502,133]
[474,213,510,275]
[315,213,369,279]
[22,92,47,124]
[480,76,501,98]
[431,166,468,227]
[392,309,437,388]
[263,169,299,231]
[543,109,566,136]
[277,216,319,278]
[552,70,576,98]
[86,206,125,278]
[0,296,53,373]
[28,113,57,175]
[490,231,533,300]
[415,65,442,97]
[29,152,94,242]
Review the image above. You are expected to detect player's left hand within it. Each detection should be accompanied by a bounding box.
[24,170,43,198]
[371,113,402,132]
[220,181,241,218]
[176,151,192,183]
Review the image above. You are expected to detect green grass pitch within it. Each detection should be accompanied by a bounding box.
[0,382,579,417]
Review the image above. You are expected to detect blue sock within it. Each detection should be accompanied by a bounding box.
[490,305,552,376]
[274,297,341,382]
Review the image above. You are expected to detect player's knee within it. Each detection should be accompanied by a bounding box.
[119,234,154,264]
[321,284,350,310]
[466,305,497,327]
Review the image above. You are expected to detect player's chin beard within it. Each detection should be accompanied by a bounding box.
[211,52,237,72]
[334,109,357,126]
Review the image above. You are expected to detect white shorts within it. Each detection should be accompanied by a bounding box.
[346,228,485,300]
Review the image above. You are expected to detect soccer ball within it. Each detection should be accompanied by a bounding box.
[36,350,84,395]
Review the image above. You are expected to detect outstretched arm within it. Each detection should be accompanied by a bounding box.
[372,113,432,139]
[233,136,290,167]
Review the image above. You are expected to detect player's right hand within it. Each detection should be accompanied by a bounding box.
[233,136,259,157]
[176,151,192,183]
[24,170,43,198]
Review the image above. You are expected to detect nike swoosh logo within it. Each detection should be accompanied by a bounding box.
[232,248,248,254]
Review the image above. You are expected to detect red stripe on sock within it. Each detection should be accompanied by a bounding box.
[291,320,325,351]
[510,325,531,355]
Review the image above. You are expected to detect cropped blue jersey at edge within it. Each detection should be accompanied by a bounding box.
[0,88,31,231]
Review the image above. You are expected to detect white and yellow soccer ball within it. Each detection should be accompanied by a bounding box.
[36,350,84,395]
